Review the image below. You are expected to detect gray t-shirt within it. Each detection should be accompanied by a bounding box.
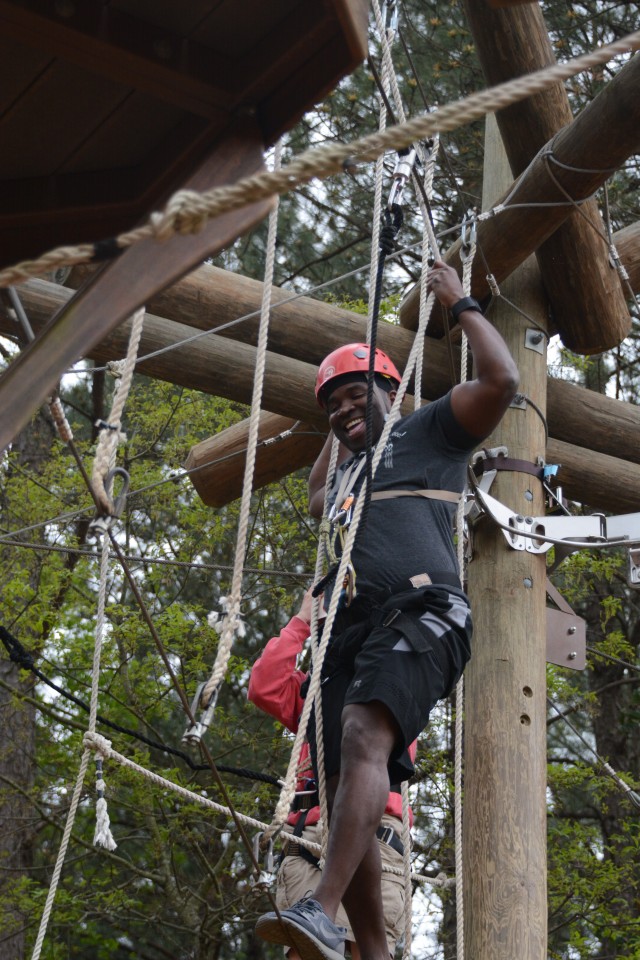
[327,392,478,597]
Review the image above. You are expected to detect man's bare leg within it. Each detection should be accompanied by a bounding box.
[311,700,400,960]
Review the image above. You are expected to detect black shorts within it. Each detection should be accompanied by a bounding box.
[308,585,472,784]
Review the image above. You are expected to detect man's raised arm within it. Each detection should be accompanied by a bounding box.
[428,259,520,440]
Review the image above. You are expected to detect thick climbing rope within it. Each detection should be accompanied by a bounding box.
[453,235,475,960]
[91,307,145,514]
[199,140,283,711]
[400,781,413,960]
[313,438,342,864]
[0,28,637,289]
[79,731,454,885]
[364,3,392,344]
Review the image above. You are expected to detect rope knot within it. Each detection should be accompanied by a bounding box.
[84,731,113,757]
[107,359,127,379]
[150,189,210,241]
[207,595,246,639]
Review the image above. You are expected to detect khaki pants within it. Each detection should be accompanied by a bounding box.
[276,814,407,955]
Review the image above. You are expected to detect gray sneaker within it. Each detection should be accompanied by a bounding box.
[255,896,347,960]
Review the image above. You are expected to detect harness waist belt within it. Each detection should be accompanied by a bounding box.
[371,488,460,504]
[283,824,404,865]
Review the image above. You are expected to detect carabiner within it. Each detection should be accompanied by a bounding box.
[460,209,478,261]
[89,467,130,535]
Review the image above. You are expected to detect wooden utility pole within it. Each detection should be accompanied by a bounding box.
[463,115,547,959]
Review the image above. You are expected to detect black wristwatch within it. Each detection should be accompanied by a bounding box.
[450,296,483,322]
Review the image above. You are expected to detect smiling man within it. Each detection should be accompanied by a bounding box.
[255,260,519,960]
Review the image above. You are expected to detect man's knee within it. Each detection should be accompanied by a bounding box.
[340,701,400,764]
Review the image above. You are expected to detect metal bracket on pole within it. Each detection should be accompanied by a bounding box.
[546,578,586,670]
[473,484,640,556]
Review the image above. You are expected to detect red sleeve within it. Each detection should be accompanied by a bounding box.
[247,616,309,733]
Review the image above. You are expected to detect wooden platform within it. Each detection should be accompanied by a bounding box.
[0,0,369,269]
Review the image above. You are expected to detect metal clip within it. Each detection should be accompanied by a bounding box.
[252,832,275,873]
[181,681,220,745]
[381,0,398,38]
[388,148,417,209]
[460,209,477,260]
[89,467,130,535]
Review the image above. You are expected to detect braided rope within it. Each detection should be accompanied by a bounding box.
[91,306,145,514]
[200,140,283,708]
[400,781,413,960]
[452,239,475,960]
[31,533,117,953]
[48,396,74,444]
[80,732,453,883]
[268,436,340,851]
[30,750,90,960]
[30,301,152,953]
[311,444,340,863]
[366,29,390,345]
[312,557,332,862]
[0,30,636,290]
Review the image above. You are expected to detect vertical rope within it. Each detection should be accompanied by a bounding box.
[31,529,116,955]
[313,437,340,862]
[30,751,91,960]
[400,781,413,960]
[366,13,392,344]
[452,238,476,960]
[30,298,149,957]
[91,306,145,513]
[201,139,283,707]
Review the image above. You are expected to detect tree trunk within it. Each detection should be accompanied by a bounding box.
[0,410,56,959]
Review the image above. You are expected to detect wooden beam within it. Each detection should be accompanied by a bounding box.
[66,210,639,361]
[400,52,640,353]
[65,262,457,400]
[462,0,629,356]
[182,410,640,515]
[0,121,273,454]
[614,220,640,294]
[185,414,326,508]
[9,274,640,473]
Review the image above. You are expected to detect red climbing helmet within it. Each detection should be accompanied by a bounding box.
[315,343,401,407]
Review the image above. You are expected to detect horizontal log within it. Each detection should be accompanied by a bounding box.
[400,54,640,353]
[184,412,640,516]
[6,278,640,516]
[67,212,640,371]
[185,413,325,507]
[547,438,640,515]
